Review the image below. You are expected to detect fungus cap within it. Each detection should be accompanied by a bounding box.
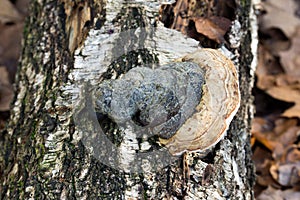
[159,48,241,155]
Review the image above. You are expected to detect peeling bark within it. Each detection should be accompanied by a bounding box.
[0,0,257,199]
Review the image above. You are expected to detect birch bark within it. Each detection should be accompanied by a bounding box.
[0,0,257,199]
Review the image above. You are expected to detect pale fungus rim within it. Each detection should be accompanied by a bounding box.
[159,48,241,155]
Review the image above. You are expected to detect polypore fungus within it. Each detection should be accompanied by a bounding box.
[94,48,240,156]
[159,49,240,155]
[94,61,205,139]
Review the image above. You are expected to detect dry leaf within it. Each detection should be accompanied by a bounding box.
[252,116,300,193]
[256,161,277,187]
[275,74,300,87]
[260,28,291,56]
[285,146,300,163]
[257,186,300,200]
[0,67,14,111]
[252,130,279,152]
[273,118,298,136]
[0,0,22,23]
[260,0,300,38]
[283,104,300,118]
[253,146,275,187]
[0,23,23,63]
[251,118,299,153]
[254,0,300,197]
[256,44,300,117]
[193,16,231,43]
[266,86,300,118]
[14,0,31,16]
[251,117,300,188]
[159,0,189,33]
[279,27,300,78]
[270,162,300,187]
[256,46,283,90]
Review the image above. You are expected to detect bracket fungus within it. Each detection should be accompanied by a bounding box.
[94,48,240,156]
[160,48,240,155]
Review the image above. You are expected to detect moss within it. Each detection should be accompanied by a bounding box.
[17,180,24,188]
[143,190,148,199]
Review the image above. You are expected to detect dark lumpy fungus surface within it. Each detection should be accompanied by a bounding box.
[94,62,205,139]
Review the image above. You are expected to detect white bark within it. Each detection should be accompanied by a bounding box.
[0,0,257,199]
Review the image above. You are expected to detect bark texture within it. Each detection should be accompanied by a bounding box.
[0,0,256,199]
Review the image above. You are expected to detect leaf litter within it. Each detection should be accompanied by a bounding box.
[160,0,300,198]
[254,0,300,198]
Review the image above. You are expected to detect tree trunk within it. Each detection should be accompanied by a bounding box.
[0,0,257,199]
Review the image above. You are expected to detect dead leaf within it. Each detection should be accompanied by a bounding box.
[252,146,276,187]
[273,118,298,136]
[257,186,300,200]
[260,0,300,38]
[260,28,291,56]
[256,45,300,117]
[279,27,300,78]
[15,0,31,16]
[275,74,300,87]
[266,86,300,118]
[285,146,300,163]
[0,0,23,24]
[0,23,23,63]
[283,104,300,118]
[270,162,300,187]
[251,130,279,152]
[193,16,231,43]
[256,46,283,90]
[254,0,300,197]
[0,67,14,111]
[251,117,299,153]
[252,117,300,190]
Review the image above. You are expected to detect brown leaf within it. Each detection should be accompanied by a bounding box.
[0,23,23,63]
[0,67,14,111]
[193,16,231,43]
[272,118,299,159]
[279,27,300,78]
[256,46,283,90]
[283,104,300,118]
[252,117,299,159]
[266,86,300,118]
[256,45,300,117]
[252,147,276,187]
[285,146,300,164]
[260,0,300,38]
[15,0,31,16]
[273,118,298,135]
[257,186,300,200]
[275,74,300,87]
[260,28,291,56]
[0,0,22,23]
[252,130,279,152]
[270,162,300,187]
